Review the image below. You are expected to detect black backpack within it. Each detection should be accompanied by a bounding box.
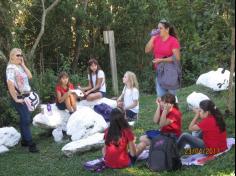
[147,133,182,172]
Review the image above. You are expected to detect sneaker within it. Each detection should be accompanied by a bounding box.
[28,143,39,153]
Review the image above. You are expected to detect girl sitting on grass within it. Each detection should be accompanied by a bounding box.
[102,108,137,168]
[117,71,139,121]
[177,99,227,155]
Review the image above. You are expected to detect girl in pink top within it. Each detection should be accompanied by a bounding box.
[145,19,181,97]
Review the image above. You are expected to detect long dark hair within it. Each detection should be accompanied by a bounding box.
[161,93,179,109]
[87,58,101,87]
[199,100,226,132]
[105,108,130,146]
[159,20,178,39]
[57,71,70,91]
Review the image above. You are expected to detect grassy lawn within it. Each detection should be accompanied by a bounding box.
[0,85,235,176]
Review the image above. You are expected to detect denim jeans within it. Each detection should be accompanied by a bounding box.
[12,100,32,142]
[177,132,205,150]
[155,76,177,97]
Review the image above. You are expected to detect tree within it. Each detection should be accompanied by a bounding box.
[29,0,61,60]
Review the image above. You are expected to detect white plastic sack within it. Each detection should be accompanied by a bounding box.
[0,145,9,154]
[66,106,108,141]
[78,97,117,108]
[62,133,104,157]
[0,127,21,147]
[196,68,231,91]
[186,92,210,109]
[33,104,70,130]
[52,128,63,143]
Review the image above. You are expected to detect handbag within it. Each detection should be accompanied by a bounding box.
[157,60,182,90]
[23,91,40,111]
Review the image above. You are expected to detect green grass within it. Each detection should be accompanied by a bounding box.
[0,85,235,176]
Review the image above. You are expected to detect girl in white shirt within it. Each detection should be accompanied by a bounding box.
[81,58,106,101]
[117,71,139,121]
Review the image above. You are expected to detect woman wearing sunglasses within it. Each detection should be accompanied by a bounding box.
[6,48,39,153]
[145,19,181,97]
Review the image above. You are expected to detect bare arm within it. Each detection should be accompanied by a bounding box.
[128,140,137,157]
[153,98,161,124]
[7,81,24,103]
[158,103,173,128]
[21,58,32,79]
[85,77,103,94]
[102,146,106,157]
[188,109,201,131]
[124,100,138,110]
[80,80,92,91]
[56,91,70,103]
[153,48,181,64]
[145,36,155,53]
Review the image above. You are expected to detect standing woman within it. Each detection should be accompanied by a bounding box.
[6,48,39,153]
[145,19,181,97]
[80,58,106,101]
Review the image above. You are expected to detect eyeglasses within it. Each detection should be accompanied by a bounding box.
[16,54,23,57]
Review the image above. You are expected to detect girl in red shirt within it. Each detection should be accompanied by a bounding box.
[136,93,182,156]
[177,100,227,154]
[103,108,137,169]
[55,72,77,114]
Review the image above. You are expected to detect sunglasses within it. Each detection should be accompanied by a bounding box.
[16,54,23,57]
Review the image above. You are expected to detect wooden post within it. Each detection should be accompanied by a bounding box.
[227,27,235,114]
[103,30,119,96]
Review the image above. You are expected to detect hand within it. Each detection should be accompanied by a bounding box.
[156,97,161,106]
[16,99,24,103]
[117,101,124,108]
[152,58,162,64]
[163,103,173,112]
[19,57,25,66]
[193,108,200,116]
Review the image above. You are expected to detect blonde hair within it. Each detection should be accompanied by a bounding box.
[9,48,22,64]
[125,71,139,89]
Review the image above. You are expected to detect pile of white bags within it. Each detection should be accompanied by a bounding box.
[0,127,21,154]
[186,92,210,110]
[196,68,231,91]
[62,133,104,157]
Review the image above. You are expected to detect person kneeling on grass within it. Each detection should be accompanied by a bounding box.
[136,93,182,156]
[102,108,137,169]
[177,100,227,155]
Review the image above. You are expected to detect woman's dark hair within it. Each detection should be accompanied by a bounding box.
[159,19,178,39]
[105,108,130,146]
[57,71,70,90]
[161,93,179,109]
[87,58,102,87]
[199,100,226,132]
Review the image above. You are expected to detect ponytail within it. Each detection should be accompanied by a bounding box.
[199,100,226,132]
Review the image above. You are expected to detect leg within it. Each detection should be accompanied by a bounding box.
[65,96,74,112]
[168,89,177,96]
[155,77,167,97]
[12,101,32,143]
[69,94,77,111]
[86,92,103,101]
[177,132,205,150]
[136,135,151,156]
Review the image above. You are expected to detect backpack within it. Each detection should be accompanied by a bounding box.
[157,60,182,90]
[147,133,182,172]
[93,103,113,122]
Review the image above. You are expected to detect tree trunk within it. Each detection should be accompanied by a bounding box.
[227,27,235,115]
[28,0,60,60]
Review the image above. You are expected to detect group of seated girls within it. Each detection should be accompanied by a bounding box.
[103,93,227,169]
[55,58,140,120]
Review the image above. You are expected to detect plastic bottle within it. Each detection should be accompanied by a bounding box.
[150,28,160,36]
[47,103,53,116]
